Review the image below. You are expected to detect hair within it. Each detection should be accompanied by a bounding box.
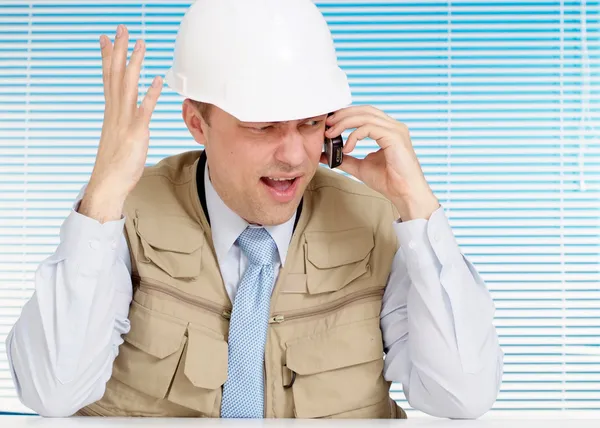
[189,100,213,125]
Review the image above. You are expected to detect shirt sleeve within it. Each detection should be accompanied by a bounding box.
[380,206,504,419]
[5,186,133,417]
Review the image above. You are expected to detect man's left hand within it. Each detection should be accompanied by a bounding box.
[322,105,440,221]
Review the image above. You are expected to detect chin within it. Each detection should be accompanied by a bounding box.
[252,201,301,226]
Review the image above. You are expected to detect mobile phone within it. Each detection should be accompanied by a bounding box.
[324,115,343,169]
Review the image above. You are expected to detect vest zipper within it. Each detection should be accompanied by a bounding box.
[133,275,232,320]
[268,287,384,324]
[133,276,382,415]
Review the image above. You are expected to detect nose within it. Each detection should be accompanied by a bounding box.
[273,127,307,169]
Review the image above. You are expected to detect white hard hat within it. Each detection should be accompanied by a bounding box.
[164,0,352,122]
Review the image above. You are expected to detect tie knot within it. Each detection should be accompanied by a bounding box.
[237,227,278,266]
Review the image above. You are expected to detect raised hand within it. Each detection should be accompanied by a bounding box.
[80,25,163,223]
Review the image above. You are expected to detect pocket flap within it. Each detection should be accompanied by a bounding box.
[306,228,374,269]
[183,325,228,389]
[286,319,383,375]
[124,301,188,359]
[135,215,204,254]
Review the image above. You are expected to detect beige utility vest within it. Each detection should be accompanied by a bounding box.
[77,150,407,419]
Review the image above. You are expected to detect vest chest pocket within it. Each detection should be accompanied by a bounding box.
[134,214,204,279]
[284,318,390,418]
[305,227,374,294]
[112,301,188,399]
[167,324,229,417]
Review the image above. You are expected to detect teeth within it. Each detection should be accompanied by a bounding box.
[268,177,293,181]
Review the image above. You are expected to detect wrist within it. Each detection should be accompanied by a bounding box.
[80,179,127,223]
[392,191,440,222]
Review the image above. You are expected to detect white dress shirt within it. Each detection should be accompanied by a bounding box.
[6,162,503,419]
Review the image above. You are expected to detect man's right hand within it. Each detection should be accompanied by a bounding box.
[79,24,163,223]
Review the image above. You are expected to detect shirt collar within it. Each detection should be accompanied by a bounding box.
[204,162,296,267]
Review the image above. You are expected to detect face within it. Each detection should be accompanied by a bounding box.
[182,101,327,226]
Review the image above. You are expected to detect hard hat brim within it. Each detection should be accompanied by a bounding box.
[165,66,352,122]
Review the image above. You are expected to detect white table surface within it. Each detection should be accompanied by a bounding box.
[1,416,599,428]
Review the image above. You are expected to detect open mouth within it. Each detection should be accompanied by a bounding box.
[260,176,298,192]
[260,176,301,203]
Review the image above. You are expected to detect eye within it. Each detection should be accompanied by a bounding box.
[248,125,272,132]
[303,120,322,127]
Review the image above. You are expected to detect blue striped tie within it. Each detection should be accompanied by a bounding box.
[221,227,278,418]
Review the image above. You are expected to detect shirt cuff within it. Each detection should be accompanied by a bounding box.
[393,206,462,269]
[53,208,126,275]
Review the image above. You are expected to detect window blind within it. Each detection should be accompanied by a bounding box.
[0,0,599,417]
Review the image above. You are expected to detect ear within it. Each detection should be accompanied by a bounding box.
[182,99,209,146]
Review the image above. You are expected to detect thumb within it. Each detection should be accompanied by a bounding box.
[337,155,362,178]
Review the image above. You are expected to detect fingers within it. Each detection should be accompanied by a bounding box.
[135,76,163,129]
[325,113,393,145]
[109,25,129,111]
[342,124,394,154]
[328,105,393,125]
[100,25,147,124]
[121,39,146,124]
[99,35,113,103]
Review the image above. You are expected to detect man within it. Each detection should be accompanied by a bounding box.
[6,0,503,419]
